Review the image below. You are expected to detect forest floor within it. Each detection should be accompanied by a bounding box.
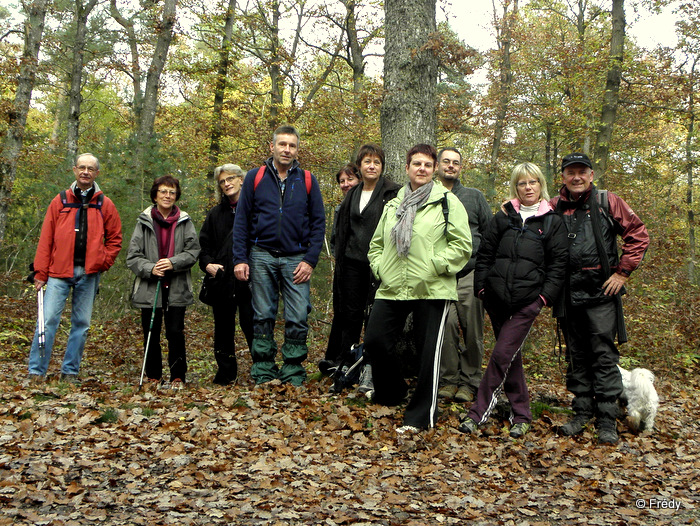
[0,272,698,526]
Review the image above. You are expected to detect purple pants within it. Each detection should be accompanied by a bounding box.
[467,298,543,425]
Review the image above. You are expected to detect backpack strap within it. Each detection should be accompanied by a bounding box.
[253,166,312,194]
[304,170,311,194]
[60,189,104,231]
[253,166,266,191]
[597,189,609,214]
[441,193,450,236]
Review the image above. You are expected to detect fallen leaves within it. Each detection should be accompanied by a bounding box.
[0,279,698,525]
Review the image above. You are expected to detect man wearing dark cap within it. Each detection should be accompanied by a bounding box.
[551,152,649,444]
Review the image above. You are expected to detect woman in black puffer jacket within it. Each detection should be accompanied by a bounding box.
[458,162,568,439]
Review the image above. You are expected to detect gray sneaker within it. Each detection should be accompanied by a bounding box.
[458,417,478,434]
[357,364,374,399]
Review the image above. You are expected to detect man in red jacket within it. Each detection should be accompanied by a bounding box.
[28,153,122,383]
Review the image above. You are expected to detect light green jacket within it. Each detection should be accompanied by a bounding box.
[368,182,472,301]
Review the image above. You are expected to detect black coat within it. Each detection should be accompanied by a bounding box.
[475,200,568,314]
[334,176,401,265]
[199,196,250,303]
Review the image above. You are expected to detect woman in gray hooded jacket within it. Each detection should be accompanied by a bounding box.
[127,175,200,388]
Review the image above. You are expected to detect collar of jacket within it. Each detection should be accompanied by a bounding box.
[558,183,595,209]
[264,156,301,179]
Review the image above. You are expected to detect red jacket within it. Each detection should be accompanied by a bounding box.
[34,184,122,282]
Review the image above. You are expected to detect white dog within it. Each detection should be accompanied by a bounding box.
[617,365,659,433]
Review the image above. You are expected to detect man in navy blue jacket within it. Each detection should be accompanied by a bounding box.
[233,125,325,385]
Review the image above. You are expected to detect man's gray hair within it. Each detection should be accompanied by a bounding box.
[75,153,100,170]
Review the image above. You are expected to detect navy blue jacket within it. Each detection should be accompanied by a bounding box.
[232,157,326,267]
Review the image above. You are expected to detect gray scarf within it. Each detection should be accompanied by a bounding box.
[391,181,434,257]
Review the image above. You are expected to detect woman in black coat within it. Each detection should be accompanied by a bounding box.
[322,144,400,395]
[458,162,568,438]
[199,164,254,385]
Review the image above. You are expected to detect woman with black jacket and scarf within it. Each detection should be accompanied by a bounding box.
[322,144,400,393]
[458,162,568,438]
[198,164,254,385]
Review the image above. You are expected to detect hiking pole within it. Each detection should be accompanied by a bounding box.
[37,287,45,360]
[138,279,162,392]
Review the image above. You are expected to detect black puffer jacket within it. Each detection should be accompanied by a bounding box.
[475,199,568,314]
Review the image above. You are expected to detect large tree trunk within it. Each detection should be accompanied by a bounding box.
[208,0,237,186]
[486,0,518,200]
[66,0,100,161]
[0,0,49,246]
[380,0,438,181]
[593,0,625,188]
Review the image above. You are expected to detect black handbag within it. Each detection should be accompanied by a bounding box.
[199,269,224,306]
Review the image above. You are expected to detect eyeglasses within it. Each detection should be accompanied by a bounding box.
[76,165,98,173]
[517,179,540,188]
[441,159,461,167]
[158,189,177,196]
[219,175,242,187]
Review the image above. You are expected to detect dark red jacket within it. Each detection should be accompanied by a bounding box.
[550,184,648,306]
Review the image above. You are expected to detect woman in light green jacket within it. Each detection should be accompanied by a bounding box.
[364,144,472,433]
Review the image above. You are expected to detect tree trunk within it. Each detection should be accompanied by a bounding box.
[66,0,100,161]
[50,86,68,149]
[686,59,697,285]
[343,0,366,129]
[110,0,142,123]
[486,0,518,200]
[138,0,177,144]
[380,0,438,182]
[593,0,625,188]
[208,0,238,186]
[0,0,49,246]
[268,0,283,130]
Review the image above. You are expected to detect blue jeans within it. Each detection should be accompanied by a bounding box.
[249,246,311,340]
[28,267,100,376]
[249,247,311,384]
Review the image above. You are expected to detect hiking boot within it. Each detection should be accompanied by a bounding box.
[454,386,474,403]
[357,364,374,399]
[458,417,478,435]
[318,359,339,377]
[60,373,80,384]
[559,413,592,436]
[171,378,185,390]
[438,384,458,399]
[597,419,619,444]
[509,422,531,438]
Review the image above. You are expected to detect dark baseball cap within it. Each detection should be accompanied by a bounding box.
[561,152,592,171]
